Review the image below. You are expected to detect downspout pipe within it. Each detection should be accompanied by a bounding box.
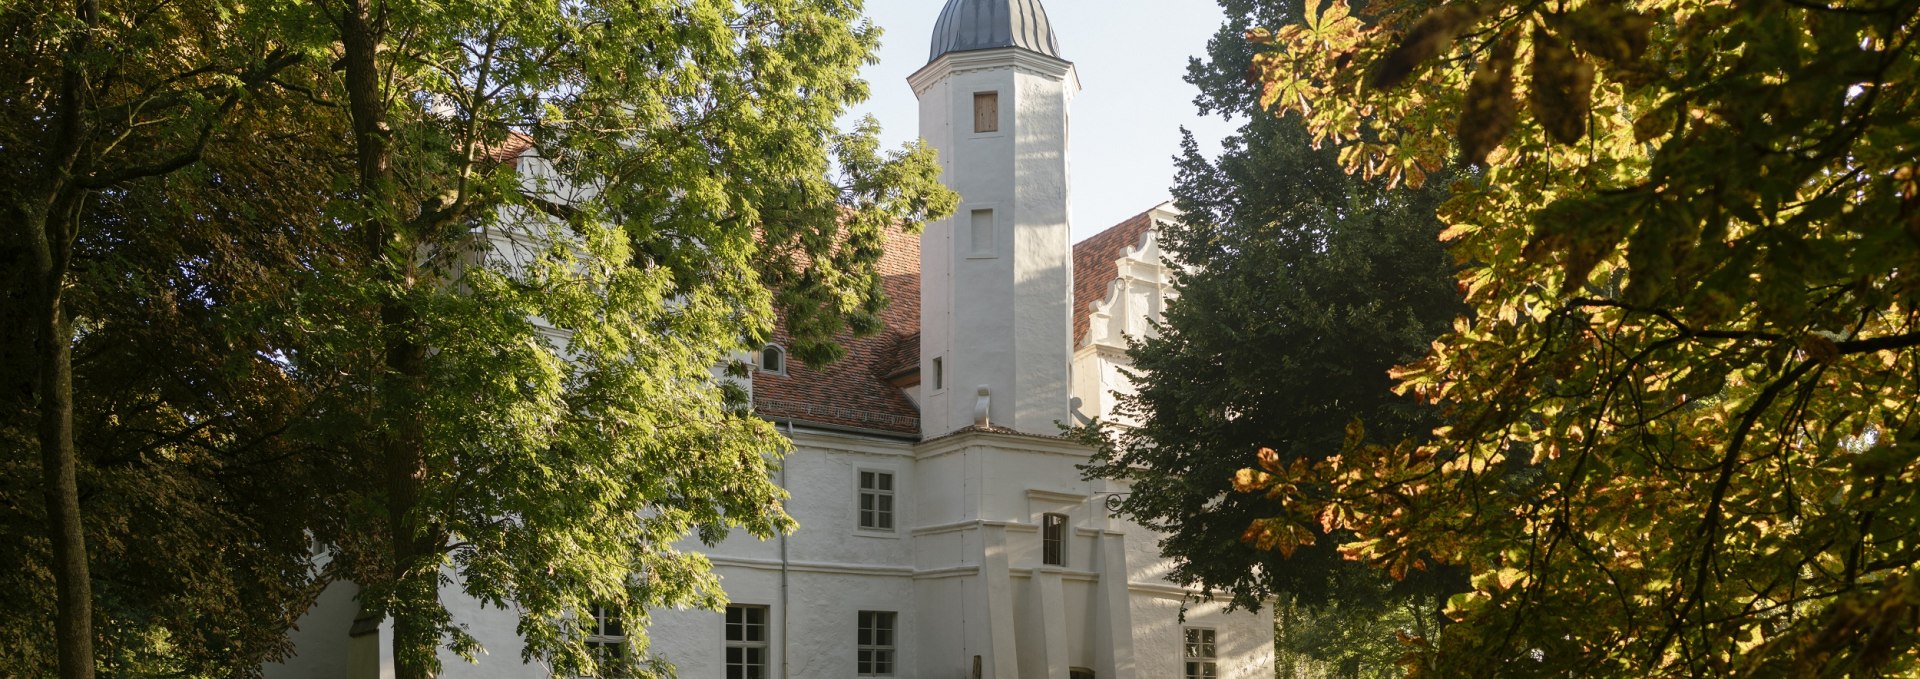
[781,419,793,679]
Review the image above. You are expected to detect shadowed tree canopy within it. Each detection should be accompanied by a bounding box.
[1077,1,1463,675]
[1240,0,1920,674]
[2,1,953,677]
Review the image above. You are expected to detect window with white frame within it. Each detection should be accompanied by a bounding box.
[583,604,627,677]
[1041,513,1068,566]
[726,604,769,679]
[857,610,897,676]
[858,470,895,531]
[759,344,785,374]
[1183,627,1218,679]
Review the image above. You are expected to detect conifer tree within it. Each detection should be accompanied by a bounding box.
[1078,1,1462,675]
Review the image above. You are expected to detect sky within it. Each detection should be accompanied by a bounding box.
[842,0,1239,242]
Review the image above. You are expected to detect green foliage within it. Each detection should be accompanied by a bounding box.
[280,0,955,676]
[1077,0,1462,674]
[1276,593,1442,679]
[1243,0,1920,674]
[1,0,347,674]
[1,0,952,677]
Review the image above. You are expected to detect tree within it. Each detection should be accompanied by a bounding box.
[1,0,319,675]
[1241,0,1920,674]
[283,1,955,677]
[1076,0,1463,674]
[0,93,353,675]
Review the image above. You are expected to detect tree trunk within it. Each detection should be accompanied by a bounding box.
[29,0,101,674]
[338,3,441,676]
[383,299,437,679]
[25,195,94,679]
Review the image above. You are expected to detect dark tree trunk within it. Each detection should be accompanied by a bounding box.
[27,197,94,679]
[338,2,441,676]
[28,0,101,674]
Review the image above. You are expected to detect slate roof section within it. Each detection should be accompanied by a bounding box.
[1071,209,1156,348]
[751,223,925,436]
[929,0,1063,63]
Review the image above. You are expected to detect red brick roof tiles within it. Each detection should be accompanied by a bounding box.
[751,223,926,436]
[1071,209,1156,348]
[754,208,1161,437]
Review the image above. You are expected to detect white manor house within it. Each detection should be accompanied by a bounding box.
[268,0,1278,677]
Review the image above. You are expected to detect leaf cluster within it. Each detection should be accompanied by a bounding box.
[1241,0,1920,674]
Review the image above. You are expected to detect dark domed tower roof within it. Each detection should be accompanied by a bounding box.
[929,0,1063,63]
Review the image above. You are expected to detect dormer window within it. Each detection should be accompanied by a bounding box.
[759,344,786,374]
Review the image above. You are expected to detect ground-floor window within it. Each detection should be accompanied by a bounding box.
[1183,627,1217,679]
[857,610,897,676]
[584,605,627,677]
[726,604,769,679]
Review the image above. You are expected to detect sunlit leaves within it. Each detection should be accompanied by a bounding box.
[1240,0,1920,674]
[1372,4,1483,90]
[1458,32,1519,165]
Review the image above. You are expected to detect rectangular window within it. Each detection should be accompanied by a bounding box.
[1183,628,1218,679]
[1042,513,1068,566]
[726,605,769,679]
[973,92,999,133]
[932,357,944,391]
[585,605,626,677]
[859,471,895,531]
[857,611,897,676]
[969,209,995,256]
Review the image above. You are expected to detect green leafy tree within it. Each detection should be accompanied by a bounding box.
[1240,0,1920,674]
[1,0,320,675]
[1077,0,1463,675]
[0,97,353,676]
[287,1,955,677]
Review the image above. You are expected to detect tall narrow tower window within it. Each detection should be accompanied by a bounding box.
[969,209,995,257]
[973,91,999,133]
[931,357,944,391]
[1042,513,1068,566]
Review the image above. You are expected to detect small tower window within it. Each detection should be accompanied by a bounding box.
[760,345,785,374]
[1042,513,1068,566]
[973,92,999,133]
[931,357,944,391]
[969,209,995,256]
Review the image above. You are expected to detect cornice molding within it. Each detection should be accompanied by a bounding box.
[909,47,1080,96]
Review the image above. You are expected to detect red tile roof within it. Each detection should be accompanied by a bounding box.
[1071,209,1156,348]
[754,208,1162,437]
[488,131,535,164]
[751,223,925,436]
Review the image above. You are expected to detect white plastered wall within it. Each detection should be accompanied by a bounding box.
[1071,205,1181,427]
[912,49,1079,439]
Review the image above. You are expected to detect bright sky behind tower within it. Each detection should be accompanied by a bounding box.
[843,1,1238,243]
